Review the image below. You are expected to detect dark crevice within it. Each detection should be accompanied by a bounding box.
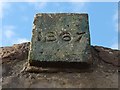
[30,61,91,69]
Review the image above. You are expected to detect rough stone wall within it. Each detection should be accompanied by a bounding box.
[1,42,119,67]
[0,42,119,88]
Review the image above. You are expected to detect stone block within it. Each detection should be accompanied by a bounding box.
[28,13,92,66]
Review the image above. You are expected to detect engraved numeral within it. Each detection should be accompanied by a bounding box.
[61,32,71,41]
[76,32,85,42]
[45,32,56,42]
[37,32,42,41]
[39,31,85,42]
[62,35,71,41]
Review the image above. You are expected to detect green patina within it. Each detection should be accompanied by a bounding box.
[28,13,92,65]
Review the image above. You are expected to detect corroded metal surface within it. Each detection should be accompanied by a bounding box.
[28,13,92,65]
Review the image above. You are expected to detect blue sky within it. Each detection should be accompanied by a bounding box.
[1,2,119,49]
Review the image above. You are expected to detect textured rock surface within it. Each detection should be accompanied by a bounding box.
[1,42,119,88]
[1,42,30,64]
[29,13,92,65]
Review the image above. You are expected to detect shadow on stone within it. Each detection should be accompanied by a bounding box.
[26,61,93,73]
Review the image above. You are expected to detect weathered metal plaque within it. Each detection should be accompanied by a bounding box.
[28,13,92,66]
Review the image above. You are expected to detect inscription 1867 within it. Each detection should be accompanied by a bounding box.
[28,13,92,65]
[38,31,85,42]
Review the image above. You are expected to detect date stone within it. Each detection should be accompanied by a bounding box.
[28,13,92,67]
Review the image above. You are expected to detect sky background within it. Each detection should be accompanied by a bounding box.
[0,2,119,49]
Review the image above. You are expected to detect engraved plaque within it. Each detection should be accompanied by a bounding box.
[28,13,92,66]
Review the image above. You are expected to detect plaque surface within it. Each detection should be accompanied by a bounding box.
[28,13,92,65]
